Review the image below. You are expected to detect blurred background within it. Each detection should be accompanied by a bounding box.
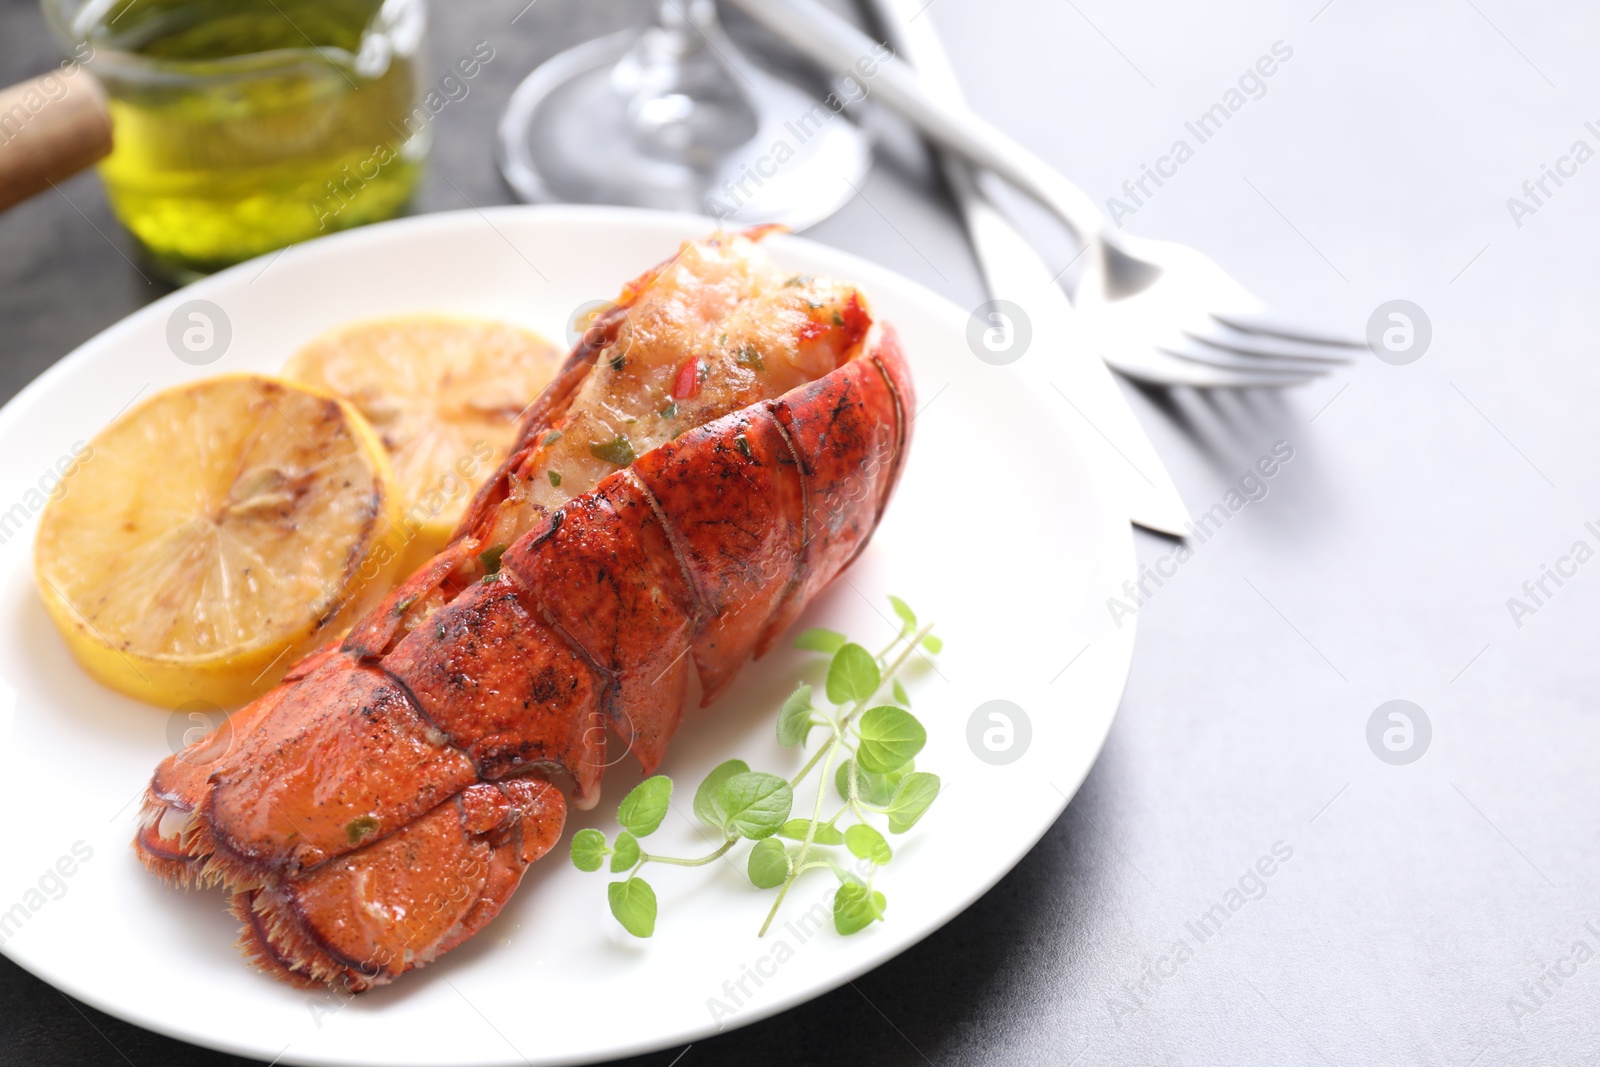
[0,0,985,383]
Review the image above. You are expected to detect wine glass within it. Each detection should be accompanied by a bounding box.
[497,0,870,230]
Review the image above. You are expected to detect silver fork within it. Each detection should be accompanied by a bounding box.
[1072,222,1362,387]
[725,0,1363,388]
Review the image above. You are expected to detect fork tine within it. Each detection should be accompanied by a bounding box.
[1211,310,1367,350]
[1104,352,1319,389]
[1185,328,1355,365]
[1157,338,1336,379]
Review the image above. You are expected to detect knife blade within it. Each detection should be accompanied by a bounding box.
[859,0,1191,536]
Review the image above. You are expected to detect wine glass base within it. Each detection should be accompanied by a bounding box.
[497,31,871,232]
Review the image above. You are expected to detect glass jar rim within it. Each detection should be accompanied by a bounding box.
[39,0,424,83]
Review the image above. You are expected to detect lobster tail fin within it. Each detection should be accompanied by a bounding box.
[235,778,565,990]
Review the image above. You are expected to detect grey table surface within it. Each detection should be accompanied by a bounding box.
[4,1,1598,1065]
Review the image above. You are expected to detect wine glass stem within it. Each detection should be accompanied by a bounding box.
[656,0,714,37]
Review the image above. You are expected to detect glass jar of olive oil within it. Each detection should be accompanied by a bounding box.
[43,0,428,281]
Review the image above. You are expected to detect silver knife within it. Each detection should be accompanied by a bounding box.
[854,0,1191,536]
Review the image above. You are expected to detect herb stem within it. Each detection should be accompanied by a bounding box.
[759,873,796,937]
[762,732,844,937]
[639,838,737,868]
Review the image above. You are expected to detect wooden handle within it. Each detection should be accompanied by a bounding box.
[0,70,113,212]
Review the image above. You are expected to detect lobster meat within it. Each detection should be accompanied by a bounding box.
[133,229,914,990]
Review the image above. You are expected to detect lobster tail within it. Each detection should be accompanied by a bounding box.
[133,229,914,989]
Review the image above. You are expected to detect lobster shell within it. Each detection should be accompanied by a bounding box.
[133,235,915,990]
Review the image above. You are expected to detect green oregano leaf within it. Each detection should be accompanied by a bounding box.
[833,882,886,934]
[570,828,607,872]
[794,628,847,654]
[826,643,880,705]
[777,684,815,748]
[857,706,926,774]
[888,595,916,633]
[694,759,749,830]
[617,775,672,837]
[884,772,940,833]
[747,838,790,889]
[610,830,640,872]
[892,678,911,706]
[608,878,657,937]
[844,824,892,866]
[718,772,793,839]
[835,759,912,806]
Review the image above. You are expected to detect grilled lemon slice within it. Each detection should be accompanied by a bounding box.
[34,374,404,708]
[282,316,563,571]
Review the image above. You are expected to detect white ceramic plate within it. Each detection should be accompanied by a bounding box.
[0,207,1135,1066]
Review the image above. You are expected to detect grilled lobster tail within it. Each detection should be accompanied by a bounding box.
[133,229,914,990]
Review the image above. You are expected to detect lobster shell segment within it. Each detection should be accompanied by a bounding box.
[133,231,914,989]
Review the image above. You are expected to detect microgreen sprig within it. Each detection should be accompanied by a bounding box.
[570,596,942,939]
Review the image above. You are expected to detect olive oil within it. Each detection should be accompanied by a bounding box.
[83,0,425,279]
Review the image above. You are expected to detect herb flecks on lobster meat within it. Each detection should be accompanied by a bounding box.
[133,229,914,991]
